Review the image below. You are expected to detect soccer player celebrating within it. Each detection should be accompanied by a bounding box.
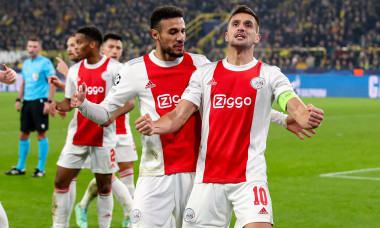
[51,27,121,228]
[71,5,321,227]
[135,5,324,228]
[5,37,56,177]
[75,33,136,228]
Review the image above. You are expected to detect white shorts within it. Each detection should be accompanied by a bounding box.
[131,173,195,228]
[183,181,273,228]
[57,143,118,174]
[115,134,138,163]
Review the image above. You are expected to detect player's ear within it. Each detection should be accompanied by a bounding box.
[89,41,97,49]
[151,29,159,41]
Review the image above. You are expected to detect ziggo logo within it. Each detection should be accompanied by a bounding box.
[157,94,180,109]
[87,86,105,95]
[213,94,252,108]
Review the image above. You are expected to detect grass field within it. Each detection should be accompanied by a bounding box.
[1,92,380,227]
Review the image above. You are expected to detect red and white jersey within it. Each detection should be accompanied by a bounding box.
[182,58,293,184]
[65,56,122,147]
[105,50,210,176]
[116,113,131,135]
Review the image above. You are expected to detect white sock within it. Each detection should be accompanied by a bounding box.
[78,178,97,209]
[97,190,113,228]
[53,187,70,228]
[66,179,76,227]
[111,176,133,219]
[0,202,9,228]
[119,168,135,197]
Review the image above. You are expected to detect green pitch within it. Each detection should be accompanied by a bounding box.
[1,92,380,227]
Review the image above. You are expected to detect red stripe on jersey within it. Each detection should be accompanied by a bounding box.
[203,60,263,183]
[144,53,201,174]
[116,115,127,134]
[73,58,110,146]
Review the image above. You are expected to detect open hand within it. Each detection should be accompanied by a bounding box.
[71,83,87,108]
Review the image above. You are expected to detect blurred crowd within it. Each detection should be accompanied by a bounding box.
[1,0,379,70]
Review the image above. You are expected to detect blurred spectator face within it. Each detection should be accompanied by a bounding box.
[26,41,42,59]
[67,36,79,62]
[225,13,260,49]
[75,33,92,60]
[152,17,185,59]
[101,39,123,61]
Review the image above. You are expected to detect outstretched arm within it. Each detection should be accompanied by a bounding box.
[71,82,122,124]
[100,98,135,127]
[270,109,320,140]
[286,97,324,130]
[135,100,198,136]
[48,76,66,90]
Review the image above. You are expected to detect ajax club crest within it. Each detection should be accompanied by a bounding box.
[250,77,265,89]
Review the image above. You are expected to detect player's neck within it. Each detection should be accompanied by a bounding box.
[86,52,103,64]
[226,47,254,66]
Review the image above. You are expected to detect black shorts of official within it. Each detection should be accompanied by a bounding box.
[20,98,49,132]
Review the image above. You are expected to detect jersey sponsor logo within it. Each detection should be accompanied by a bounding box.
[183,208,195,223]
[131,209,141,224]
[32,73,39,81]
[145,80,156,89]
[87,86,104,95]
[157,94,180,109]
[250,77,265,89]
[212,94,252,108]
[207,78,217,85]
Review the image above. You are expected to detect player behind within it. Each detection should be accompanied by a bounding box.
[49,34,80,91]
[75,32,136,228]
[5,37,56,177]
[135,5,324,228]
[0,64,18,84]
[51,26,121,228]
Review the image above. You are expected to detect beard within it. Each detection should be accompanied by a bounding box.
[160,43,184,58]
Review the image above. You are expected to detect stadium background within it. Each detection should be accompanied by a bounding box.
[1,0,380,227]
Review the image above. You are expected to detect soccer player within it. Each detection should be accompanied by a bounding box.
[70,6,317,228]
[0,64,17,84]
[5,37,56,177]
[134,5,324,228]
[49,34,80,91]
[51,26,121,228]
[75,32,136,228]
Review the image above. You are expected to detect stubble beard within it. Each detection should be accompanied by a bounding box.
[161,43,184,58]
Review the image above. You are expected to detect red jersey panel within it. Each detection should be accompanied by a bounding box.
[73,58,110,146]
[144,53,202,174]
[203,61,263,183]
[116,115,127,134]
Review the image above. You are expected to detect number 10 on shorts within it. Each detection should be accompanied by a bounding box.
[253,186,268,205]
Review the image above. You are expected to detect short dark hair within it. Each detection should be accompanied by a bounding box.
[150,5,184,31]
[27,36,42,46]
[103,33,122,43]
[77,26,103,47]
[228,5,260,31]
